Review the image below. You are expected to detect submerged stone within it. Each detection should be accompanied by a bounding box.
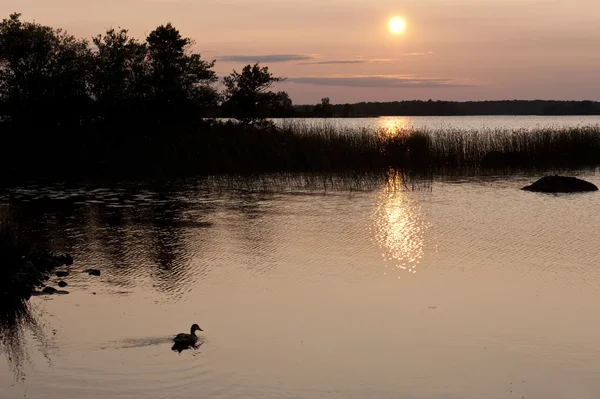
[84,269,101,276]
[58,281,68,288]
[41,286,57,294]
[64,254,74,266]
[522,175,598,193]
[55,270,69,277]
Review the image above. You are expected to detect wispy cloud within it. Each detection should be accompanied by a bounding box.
[217,54,314,63]
[298,53,433,66]
[286,75,472,88]
[298,58,396,65]
[365,58,398,64]
[403,51,434,57]
[298,60,366,65]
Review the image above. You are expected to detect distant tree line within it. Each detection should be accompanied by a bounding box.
[295,99,600,117]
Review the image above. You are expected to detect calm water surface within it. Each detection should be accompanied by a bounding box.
[277,115,600,131]
[1,170,600,399]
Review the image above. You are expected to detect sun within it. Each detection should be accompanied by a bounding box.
[388,16,406,35]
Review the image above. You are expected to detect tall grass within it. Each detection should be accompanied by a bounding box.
[263,122,600,173]
[424,126,600,170]
[1,122,599,179]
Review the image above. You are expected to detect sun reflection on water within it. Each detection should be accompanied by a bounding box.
[372,173,428,276]
[375,117,414,140]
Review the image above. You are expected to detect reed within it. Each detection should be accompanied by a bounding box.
[2,121,599,179]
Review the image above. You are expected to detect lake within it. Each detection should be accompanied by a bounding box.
[1,116,600,399]
[276,115,600,132]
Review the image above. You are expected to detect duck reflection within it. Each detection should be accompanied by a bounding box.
[373,172,428,275]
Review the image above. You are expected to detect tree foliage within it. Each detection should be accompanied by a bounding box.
[91,28,148,102]
[0,13,91,128]
[313,97,333,118]
[146,23,218,122]
[222,62,287,126]
[90,28,149,125]
[0,14,293,132]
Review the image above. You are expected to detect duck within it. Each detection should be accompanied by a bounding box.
[172,324,203,347]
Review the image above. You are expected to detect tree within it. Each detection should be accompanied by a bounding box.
[91,28,148,101]
[342,103,355,117]
[146,23,218,123]
[0,13,91,129]
[264,91,294,117]
[314,97,333,117]
[90,28,149,125]
[221,62,286,126]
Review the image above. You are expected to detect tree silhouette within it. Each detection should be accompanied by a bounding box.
[146,23,218,124]
[0,13,91,129]
[221,62,285,126]
[91,28,149,127]
[342,103,355,117]
[264,91,294,118]
[313,97,333,117]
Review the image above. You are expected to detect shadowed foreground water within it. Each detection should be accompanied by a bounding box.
[1,172,600,399]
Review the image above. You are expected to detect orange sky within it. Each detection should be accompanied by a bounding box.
[3,0,600,104]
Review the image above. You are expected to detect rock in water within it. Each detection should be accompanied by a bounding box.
[522,176,598,193]
[84,269,101,276]
[42,286,58,294]
[58,281,68,288]
[56,270,69,277]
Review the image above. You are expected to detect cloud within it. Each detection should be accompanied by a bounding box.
[365,58,398,64]
[286,75,472,88]
[217,54,314,63]
[298,60,366,65]
[297,54,432,65]
[217,51,434,66]
[403,51,434,57]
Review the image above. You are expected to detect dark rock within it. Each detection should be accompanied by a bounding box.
[58,281,68,288]
[42,286,58,295]
[84,269,101,276]
[522,175,598,193]
[64,254,73,266]
[55,271,69,277]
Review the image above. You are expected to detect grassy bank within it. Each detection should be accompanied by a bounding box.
[1,122,599,180]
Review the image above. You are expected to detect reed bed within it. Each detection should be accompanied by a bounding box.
[270,121,600,172]
[2,122,599,179]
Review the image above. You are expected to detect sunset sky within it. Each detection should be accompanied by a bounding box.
[3,0,600,104]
